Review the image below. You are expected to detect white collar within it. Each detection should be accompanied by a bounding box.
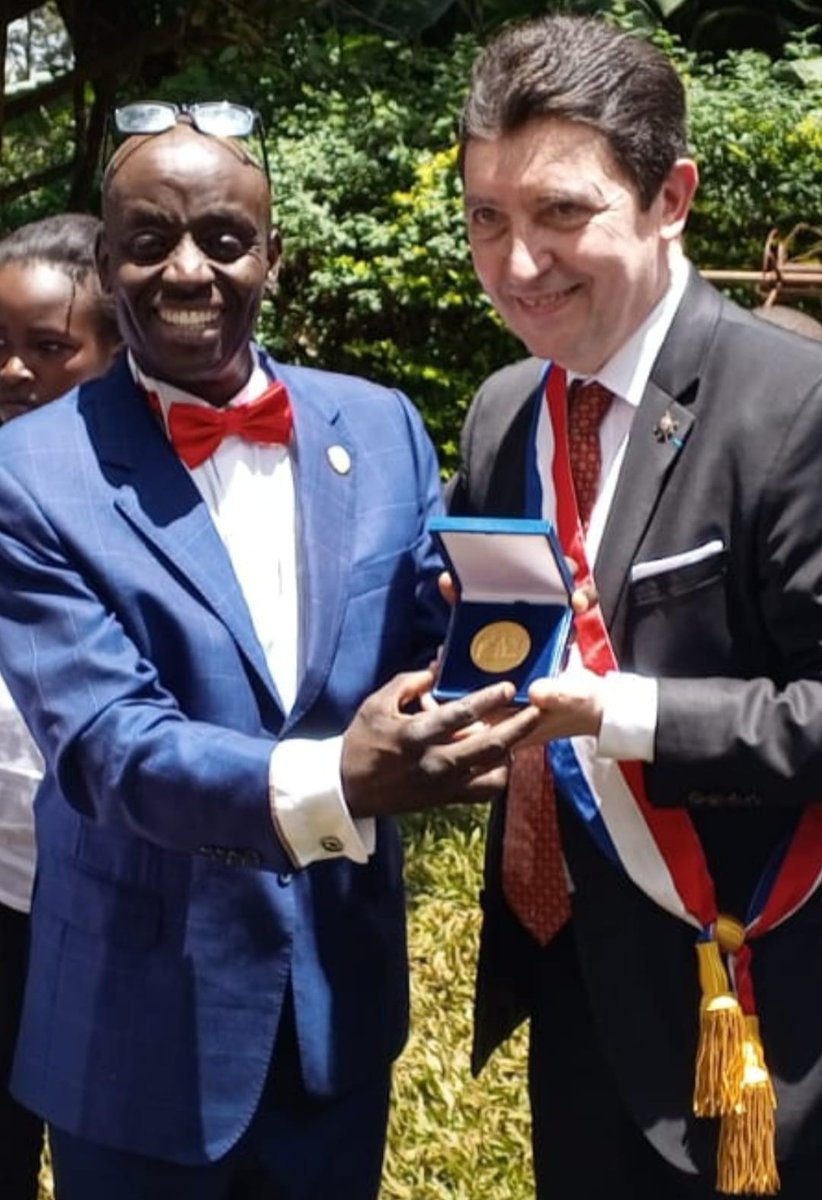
[569,248,690,407]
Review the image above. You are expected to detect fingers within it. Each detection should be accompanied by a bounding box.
[563,556,599,615]
[457,763,511,801]
[571,581,599,615]
[342,670,546,819]
[406,680,516,743]
[376,668,437,709]
[418,699,541,780]
[438,571,458,607]
[525,669,605,739]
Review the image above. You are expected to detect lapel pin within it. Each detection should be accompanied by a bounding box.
[653,410,683,448]
[327,445,352,475]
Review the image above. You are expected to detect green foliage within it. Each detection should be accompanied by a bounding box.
[685,38,822,280]
[652,0,822,56]
[0,101,79,231]
[247,25,822,468]
[246,28,521,473]
[10,13,822,472]
[320,0,822,55]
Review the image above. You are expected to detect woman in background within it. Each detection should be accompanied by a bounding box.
[0,212,120,1200]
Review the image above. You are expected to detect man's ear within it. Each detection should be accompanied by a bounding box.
[266,228,283,290]
[659,157,699,241]
[95,228,113,296]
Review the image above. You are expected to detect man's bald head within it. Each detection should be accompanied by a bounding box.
[102,123,271,224]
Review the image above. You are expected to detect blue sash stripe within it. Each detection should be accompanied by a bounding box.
[550,738,622,870]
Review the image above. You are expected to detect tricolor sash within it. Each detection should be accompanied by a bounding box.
[527,362,822,1195]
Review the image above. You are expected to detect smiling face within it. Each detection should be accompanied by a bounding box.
[98,127,278,405]
[0,261,116,423]
[463,117,696,374]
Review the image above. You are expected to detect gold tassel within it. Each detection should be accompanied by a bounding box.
[716,1017,779,1196]
[693,939,745,1116]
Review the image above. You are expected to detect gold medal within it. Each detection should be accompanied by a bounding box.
[470,620,531,674]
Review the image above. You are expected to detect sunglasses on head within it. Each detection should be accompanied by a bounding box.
[106,101,271,185]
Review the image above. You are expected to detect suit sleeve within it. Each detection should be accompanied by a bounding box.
[0,466,293,872]
[649,379,822,806]
[0,386,449,868]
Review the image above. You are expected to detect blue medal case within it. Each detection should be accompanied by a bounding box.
[429,516,574,704]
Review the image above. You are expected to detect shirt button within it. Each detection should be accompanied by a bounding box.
[320,835,344,854]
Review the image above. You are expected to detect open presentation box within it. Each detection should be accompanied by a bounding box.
[429,516,574,704]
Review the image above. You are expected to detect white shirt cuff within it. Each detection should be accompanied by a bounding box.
[596,671,658,762]
[268,736,376,867]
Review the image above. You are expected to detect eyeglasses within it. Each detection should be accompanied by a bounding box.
[107,101,271,185]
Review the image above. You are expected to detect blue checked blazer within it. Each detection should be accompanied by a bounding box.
[0,349,446,1164]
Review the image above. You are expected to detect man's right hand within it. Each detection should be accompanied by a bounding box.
[341,668,540,819]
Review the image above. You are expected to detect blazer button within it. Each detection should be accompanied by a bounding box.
[277,872,293,887]
[320,835,344,854]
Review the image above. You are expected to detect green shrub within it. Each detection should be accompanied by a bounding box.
[10,21,822,472]
[684,36,822,276]
[253,30,520,473]
[251,25,822,471]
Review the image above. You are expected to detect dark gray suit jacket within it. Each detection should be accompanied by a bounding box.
[449,269,822,1170]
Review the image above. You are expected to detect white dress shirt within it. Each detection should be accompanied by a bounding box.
[0,673,42,913]
[535,248,691,762]
[132,351,374,866]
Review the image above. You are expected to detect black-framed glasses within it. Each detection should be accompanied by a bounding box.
[105,101,271,186]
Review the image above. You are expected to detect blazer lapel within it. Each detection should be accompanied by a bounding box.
[594,384,694,628]
[594,269,723,631]
[268,360,356,730]
[85,357,281,706]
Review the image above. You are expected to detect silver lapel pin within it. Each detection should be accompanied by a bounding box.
[653,410,683,448]
[327,445,352,475]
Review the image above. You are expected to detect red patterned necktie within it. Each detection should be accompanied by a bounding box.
[163,379,293,469]
[501,377,613,944]
[567,378,614,530]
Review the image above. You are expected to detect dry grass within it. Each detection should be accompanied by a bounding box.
[37,806,531,1199]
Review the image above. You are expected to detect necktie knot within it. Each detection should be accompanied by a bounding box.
[158,379,293,469]
[568,378,613,429]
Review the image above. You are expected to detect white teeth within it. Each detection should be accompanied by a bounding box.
[157,308,219,328]
[519,289,574,309]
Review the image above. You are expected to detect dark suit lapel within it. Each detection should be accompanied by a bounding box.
[85,356,281,706]
[272,361,356,731]
[451,357,544,518]
[594,384,694,628]
[594,269,722,631]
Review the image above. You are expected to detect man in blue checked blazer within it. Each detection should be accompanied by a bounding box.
[0,117,535,1200]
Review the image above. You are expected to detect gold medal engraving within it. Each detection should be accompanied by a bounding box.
[470,620,531,674]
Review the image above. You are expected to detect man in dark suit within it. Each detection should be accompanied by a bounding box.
[449,15,822,1199]
[0,114,537,1199]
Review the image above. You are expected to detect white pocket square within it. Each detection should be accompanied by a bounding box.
[630,539,725,583]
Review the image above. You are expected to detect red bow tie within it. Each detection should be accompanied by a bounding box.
[162,380,293,469]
